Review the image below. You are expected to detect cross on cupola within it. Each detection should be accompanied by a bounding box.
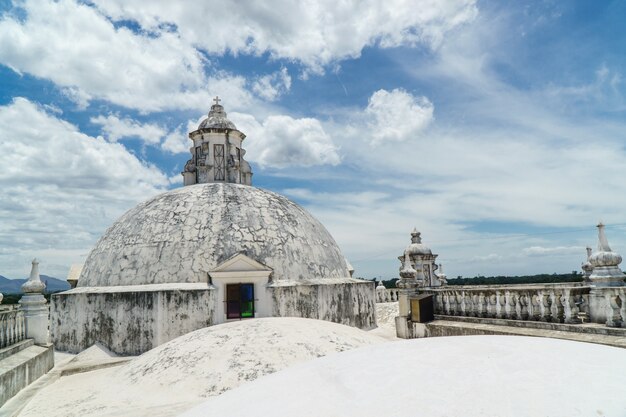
[213,96,221,105]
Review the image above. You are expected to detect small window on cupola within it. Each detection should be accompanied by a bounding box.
[214,144,225,181]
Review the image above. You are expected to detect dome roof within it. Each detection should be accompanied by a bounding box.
[197,103,237,130]
[78,183,350,287]
[405,229,432,256]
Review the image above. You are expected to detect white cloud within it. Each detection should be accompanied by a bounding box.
[231,113,340,168]
[0,0,256,112]
[92,0,478,71]
[364,89,434,144]
[161,119,199,154]
[90,115,167,144]
[0,98,168,278]
[523,246,585,257]
[252,68,292,101]
[0,1,476,112]
[469,253,502,262]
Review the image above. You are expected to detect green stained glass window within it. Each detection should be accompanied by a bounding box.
[226,283,255,319]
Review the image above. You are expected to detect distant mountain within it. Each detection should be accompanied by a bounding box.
[0,274,70,294]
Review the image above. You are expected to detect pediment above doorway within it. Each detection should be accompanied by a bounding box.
[209,253,273,279]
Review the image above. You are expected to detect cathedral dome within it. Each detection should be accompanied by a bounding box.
[78,183,350,287]
[197,102,237,130]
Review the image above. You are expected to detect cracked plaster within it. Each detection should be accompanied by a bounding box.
[78,183,350,287]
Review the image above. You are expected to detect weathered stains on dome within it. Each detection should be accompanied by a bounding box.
[197,104,237,130]
[78,183,350,287]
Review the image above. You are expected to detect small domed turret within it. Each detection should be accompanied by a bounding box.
[197,97,237,130]
[182,96,252,186]
[405,228,432,256]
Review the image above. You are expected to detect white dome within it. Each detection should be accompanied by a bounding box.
[182,336,626,417]
[197,103,237,130]
[78,183,350,287]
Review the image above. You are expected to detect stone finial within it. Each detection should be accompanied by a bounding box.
[376,280,386,291]
[0,292,3,304]
[597,222,612,252]
[581,246,593,281]
[19,258,49,344]
[22,258,46,294]
[437,263,448,285]
[411,228,422,244]
[588,222,625,287]
[397,252,418,289]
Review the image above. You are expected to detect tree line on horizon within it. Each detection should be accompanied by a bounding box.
[370,271,583,289]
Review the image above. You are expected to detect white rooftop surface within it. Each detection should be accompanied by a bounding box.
[181,335,626,417]
[17,318,388,417]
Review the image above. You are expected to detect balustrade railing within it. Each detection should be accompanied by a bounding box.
[377,288,400,303]
[0,308,26,349]
[421,284,592,324]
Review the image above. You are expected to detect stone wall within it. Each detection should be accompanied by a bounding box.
[270,279,376,330]
[0,342,54,407]
[51,284,215,355]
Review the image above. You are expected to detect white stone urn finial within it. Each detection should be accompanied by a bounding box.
[22,258,46,294]
[597,222,612,252]
[588,222,625,287]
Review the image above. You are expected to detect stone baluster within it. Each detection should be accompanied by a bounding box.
[530,294,541,321]
[519,293,529,320]
[504,291,514,319]
[466,293,474,317]
[486,294,496,318]
[512,294,521,320]
[457,292,464,316]
[443,292,450,315]
[459,292,467,316]
[564,289,581,324]
[435,293,445,314]
[449,292,458,315]
[472,292,480,317]
[616,287,626,327]
[540,292,552,322]
[496,291,505,319]
[550,290,565,323]
[477,293,485,318]
[468,292,476,317]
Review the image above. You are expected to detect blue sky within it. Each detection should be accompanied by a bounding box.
[1,0,626,280]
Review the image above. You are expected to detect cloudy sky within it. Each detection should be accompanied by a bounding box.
[1,0,626,280]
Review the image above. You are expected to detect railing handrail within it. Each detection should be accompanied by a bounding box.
[440,282,588,290]
[376,288,400,303]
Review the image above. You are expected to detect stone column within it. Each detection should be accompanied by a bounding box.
[19,259,49,345]
[395,252,419,338]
